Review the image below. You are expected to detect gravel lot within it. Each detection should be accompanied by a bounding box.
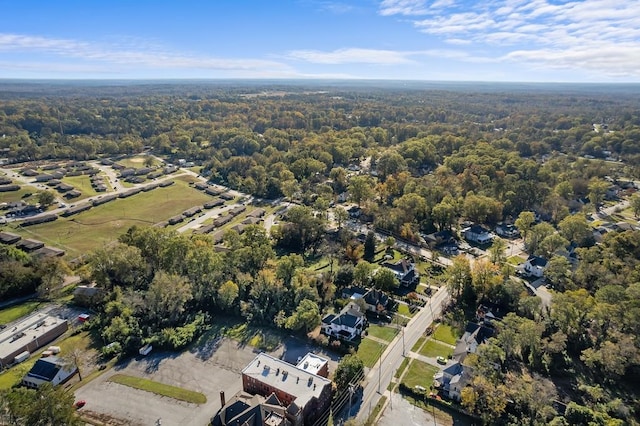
[74,335,338,426]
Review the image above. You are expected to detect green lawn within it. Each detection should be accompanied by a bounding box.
[411,336,426,352]
[367,324,398,342]
[108,373,207,404]
[401,359,439,390]
[419,340,454,358]
[7,180,213,258]
[0,185,40,204]
[432,324,459,345]
[117,156,159,169]
[395,357,410,378]
[357,338,387,368]
[0,301,42,325]
[61,175,98,199]
[397,303,414,317]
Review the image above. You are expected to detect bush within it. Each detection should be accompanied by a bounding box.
[102,342,122,358]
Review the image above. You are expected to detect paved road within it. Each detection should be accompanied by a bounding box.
[355,285,450,424]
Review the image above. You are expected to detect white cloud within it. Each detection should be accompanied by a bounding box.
[0,33,293,74]
[379,0,429,16]
[286,48,416,64]
[378,0,640,78]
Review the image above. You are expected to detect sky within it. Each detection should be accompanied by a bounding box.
[0,0,638,82]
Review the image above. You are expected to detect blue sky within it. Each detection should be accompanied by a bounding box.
[0,0,638,82]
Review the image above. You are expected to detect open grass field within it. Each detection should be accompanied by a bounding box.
[0,185,39,204]
[419,340,454,358]
[357,337,386,368]
[367,324,399,342]
[401,359,439,390]
[61,175,98,200]
[116,156,159,169]
[7,180,213,258]
[108,373,207,404]
[0,301,42,325]
[432,324,459,345]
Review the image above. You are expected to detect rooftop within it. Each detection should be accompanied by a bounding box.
[295,353,328,377]
[0,312,67,361]
[242,352,331,408]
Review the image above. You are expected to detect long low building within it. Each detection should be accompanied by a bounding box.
[0,313,68,368]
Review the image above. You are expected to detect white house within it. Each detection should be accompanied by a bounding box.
[433,362,470,401]
[321,302,366,341]
[22,356,77,389]
[463,225,493,244]
[519,255,548,278]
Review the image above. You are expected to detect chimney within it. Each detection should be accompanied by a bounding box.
[276,368,280,375]
[220,391,226,407]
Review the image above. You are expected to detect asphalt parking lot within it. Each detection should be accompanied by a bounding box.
[74,335,339,426]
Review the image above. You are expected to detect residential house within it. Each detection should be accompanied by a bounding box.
[452,322,494,363]
[495,223,519,238]
[433,362,470,401]
[212,391,292,426]
[321,302,366,341]
[241,352,332,426]
[21,356,77,389]
[519,255,548,278]
[381,259,419,287]
[423,229,458,254]
[73,285,104,307]
[463,225,493,244]
[342,287,391,315]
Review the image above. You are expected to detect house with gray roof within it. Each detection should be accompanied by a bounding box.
[433,361,470,401]
[321,302,366,341]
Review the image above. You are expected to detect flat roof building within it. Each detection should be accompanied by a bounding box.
[0,312,68,368]
[241,353,332,426]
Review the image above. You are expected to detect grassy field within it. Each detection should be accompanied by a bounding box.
[432,324,459,345]
[419,340,454,358]
[7,180,213,258]
[357,338,387,368]
[117,156,159,169]
[367,324,399,342]
[0,301,42,325]
[61,175,98,199]
[108,373,207,404]
[401,359,439,389]
[0,185,40,204]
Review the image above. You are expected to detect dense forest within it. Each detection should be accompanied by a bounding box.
[1,81,640,425]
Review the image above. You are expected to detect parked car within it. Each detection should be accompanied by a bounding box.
[436,356,447,365]
[74,400,86,409]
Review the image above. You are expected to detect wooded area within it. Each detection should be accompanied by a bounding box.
[1,81,639,425]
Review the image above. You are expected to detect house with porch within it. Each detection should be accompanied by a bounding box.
[463,225,493,244]
[433,361,470,401]
[321,302,366,341]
